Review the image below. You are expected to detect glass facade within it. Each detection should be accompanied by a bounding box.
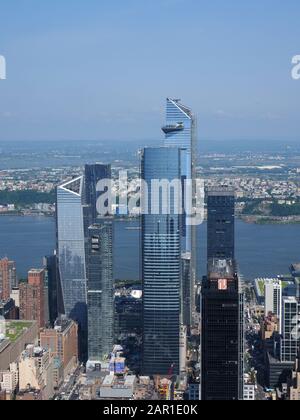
[87,222,114,363]
[163,98,197,328]
[201,259,244,400]
[43,255,58,327]
[281,297,300,363]
[84,164,111,223]
[56,176,87,354]
[142,147,182,376]
[207,189,235,261]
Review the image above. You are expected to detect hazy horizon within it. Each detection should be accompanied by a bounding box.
[0,0,300,144]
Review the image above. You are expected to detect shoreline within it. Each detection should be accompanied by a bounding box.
[1,212,300,225]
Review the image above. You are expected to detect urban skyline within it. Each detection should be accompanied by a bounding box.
[1,1,300,405]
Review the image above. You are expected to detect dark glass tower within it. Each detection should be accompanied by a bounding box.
[141,147,182,376]
[201,258,244,400]
[87,221,114,366]
[207,189,235,262]
[84,164,111,223]
[43,254,58,327]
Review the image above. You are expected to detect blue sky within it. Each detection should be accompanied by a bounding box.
[0,0,299,143]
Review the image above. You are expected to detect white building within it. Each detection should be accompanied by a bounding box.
[19,345,54,400]
[0,363,18,393]
[244,384,255,401]
[264,279,282,333]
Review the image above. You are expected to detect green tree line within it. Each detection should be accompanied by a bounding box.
[0,190,55,207]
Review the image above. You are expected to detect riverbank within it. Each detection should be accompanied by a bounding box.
[241,215,300,225]
[2,212,300,225]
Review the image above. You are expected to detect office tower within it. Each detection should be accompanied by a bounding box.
[40,318,78,376]
[141,147,182,376]
[207,189,235,261]
[0,258,17,301]
[162,98,197,328]
[56,176,87,356]
[201,259,244,400]
[280,297,300,363]
[264,279,282,332]
[181,253,192,327]
[19,269,45,329]
[87,222,114,366]
[114,289,143,338]
[84,164,111,223]
[43,255,58,327]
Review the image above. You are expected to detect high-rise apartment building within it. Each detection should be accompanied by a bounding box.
[201,259,244,400]
[141,147,182,376]
[207,189,235,262]
[0,258,17,302]
[19,269,45,329]
[162,98,197,328]
[87,222,114,366]
[264,279,282,332]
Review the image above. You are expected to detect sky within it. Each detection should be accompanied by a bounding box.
[0,0,299,144]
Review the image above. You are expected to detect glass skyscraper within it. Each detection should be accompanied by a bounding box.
[201,259,244,400]
[281,297,300,363]
[87,221,114,365]
[84,164,111,223]
[141,147,182,376]
[56,176,87,356]
[162,98,197,328]
[207,189,235,262]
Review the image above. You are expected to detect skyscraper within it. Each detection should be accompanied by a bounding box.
[87,221,114,366]
[201,259,244,400]
[56,176,87,355]
[207,189,235,262]
[280,297,300,363]
[43,255,58,327]
[19,269,45,329]
[84,164,111,223]
[0,258,17,301]
[264,279,282,333]
[141,147,182,376]
[162,98,197,328]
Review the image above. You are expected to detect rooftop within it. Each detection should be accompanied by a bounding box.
[5,321,34,343]
[207,187,235,197]
[28,268,44,274]
[208,258,236,279]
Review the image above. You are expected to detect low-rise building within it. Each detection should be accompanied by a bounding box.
[40,318,78,377]
[19,345,54,400]
[0,320,38,371]
[288,353,300,400]
[244,384,255,401]
[0,362,18,393]
[99,374,137,400]
[16,389,43,400]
